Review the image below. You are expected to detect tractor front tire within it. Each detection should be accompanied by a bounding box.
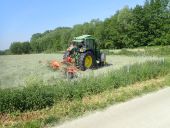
[79,51,95,71]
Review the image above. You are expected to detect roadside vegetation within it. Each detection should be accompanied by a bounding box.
[2,76,168,128]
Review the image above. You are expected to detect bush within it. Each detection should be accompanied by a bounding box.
[0,86,54,113]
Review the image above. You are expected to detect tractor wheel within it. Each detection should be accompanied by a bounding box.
[79,51,95,71]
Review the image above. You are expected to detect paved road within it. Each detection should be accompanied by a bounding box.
[53,87,170,128]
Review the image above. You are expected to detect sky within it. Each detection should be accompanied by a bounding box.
[0,0,145,50]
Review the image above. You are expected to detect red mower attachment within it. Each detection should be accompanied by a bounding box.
[50,60,61,70]
[63,56,74,64]
[66,56,72,63]
[47,58,78,79]
[65,66,78,79]
[66,66,78,74]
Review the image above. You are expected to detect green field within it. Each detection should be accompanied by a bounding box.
[0,54,62,88]
[0,54,161,88]
[0,47,170,127]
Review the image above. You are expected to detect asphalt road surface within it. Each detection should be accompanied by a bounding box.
[53,87,170,128]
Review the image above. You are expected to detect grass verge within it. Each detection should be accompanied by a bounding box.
[3,75,169,128]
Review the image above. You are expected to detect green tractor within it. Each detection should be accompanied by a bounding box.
[63,35,106,71]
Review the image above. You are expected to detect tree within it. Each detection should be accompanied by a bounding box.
[10,42,23,54]
[0,50,5,55]
[22,42,31,54]
[10,42,31,54]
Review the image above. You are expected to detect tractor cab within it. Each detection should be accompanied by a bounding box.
[72,35,101,59]
[72,35,97,52]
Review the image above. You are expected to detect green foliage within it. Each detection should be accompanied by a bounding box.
[0,85,54,113]
[0,50,5,55]
[10,42,31,54]
[10,42,23,54]
[22,42,32,54]
[0,60,168,113]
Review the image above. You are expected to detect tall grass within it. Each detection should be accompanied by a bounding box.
[145,46,170,56]
[102,46,170,56]
[0,60,169,113]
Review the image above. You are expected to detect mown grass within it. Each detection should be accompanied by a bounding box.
[0,54,63,88]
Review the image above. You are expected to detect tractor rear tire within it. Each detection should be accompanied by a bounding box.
[79,51,95,71]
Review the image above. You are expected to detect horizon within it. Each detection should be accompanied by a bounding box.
[0,0,145,50]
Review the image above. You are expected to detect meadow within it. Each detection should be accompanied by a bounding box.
[0,54,161,88]
[0,46,170,127]
[0,54,63,88]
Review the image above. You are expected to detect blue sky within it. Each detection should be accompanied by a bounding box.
[0,0,145,50]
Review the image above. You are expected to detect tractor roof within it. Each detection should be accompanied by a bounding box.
[73,35,95,42]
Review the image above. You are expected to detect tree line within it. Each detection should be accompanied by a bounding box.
[4,0,170,54]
